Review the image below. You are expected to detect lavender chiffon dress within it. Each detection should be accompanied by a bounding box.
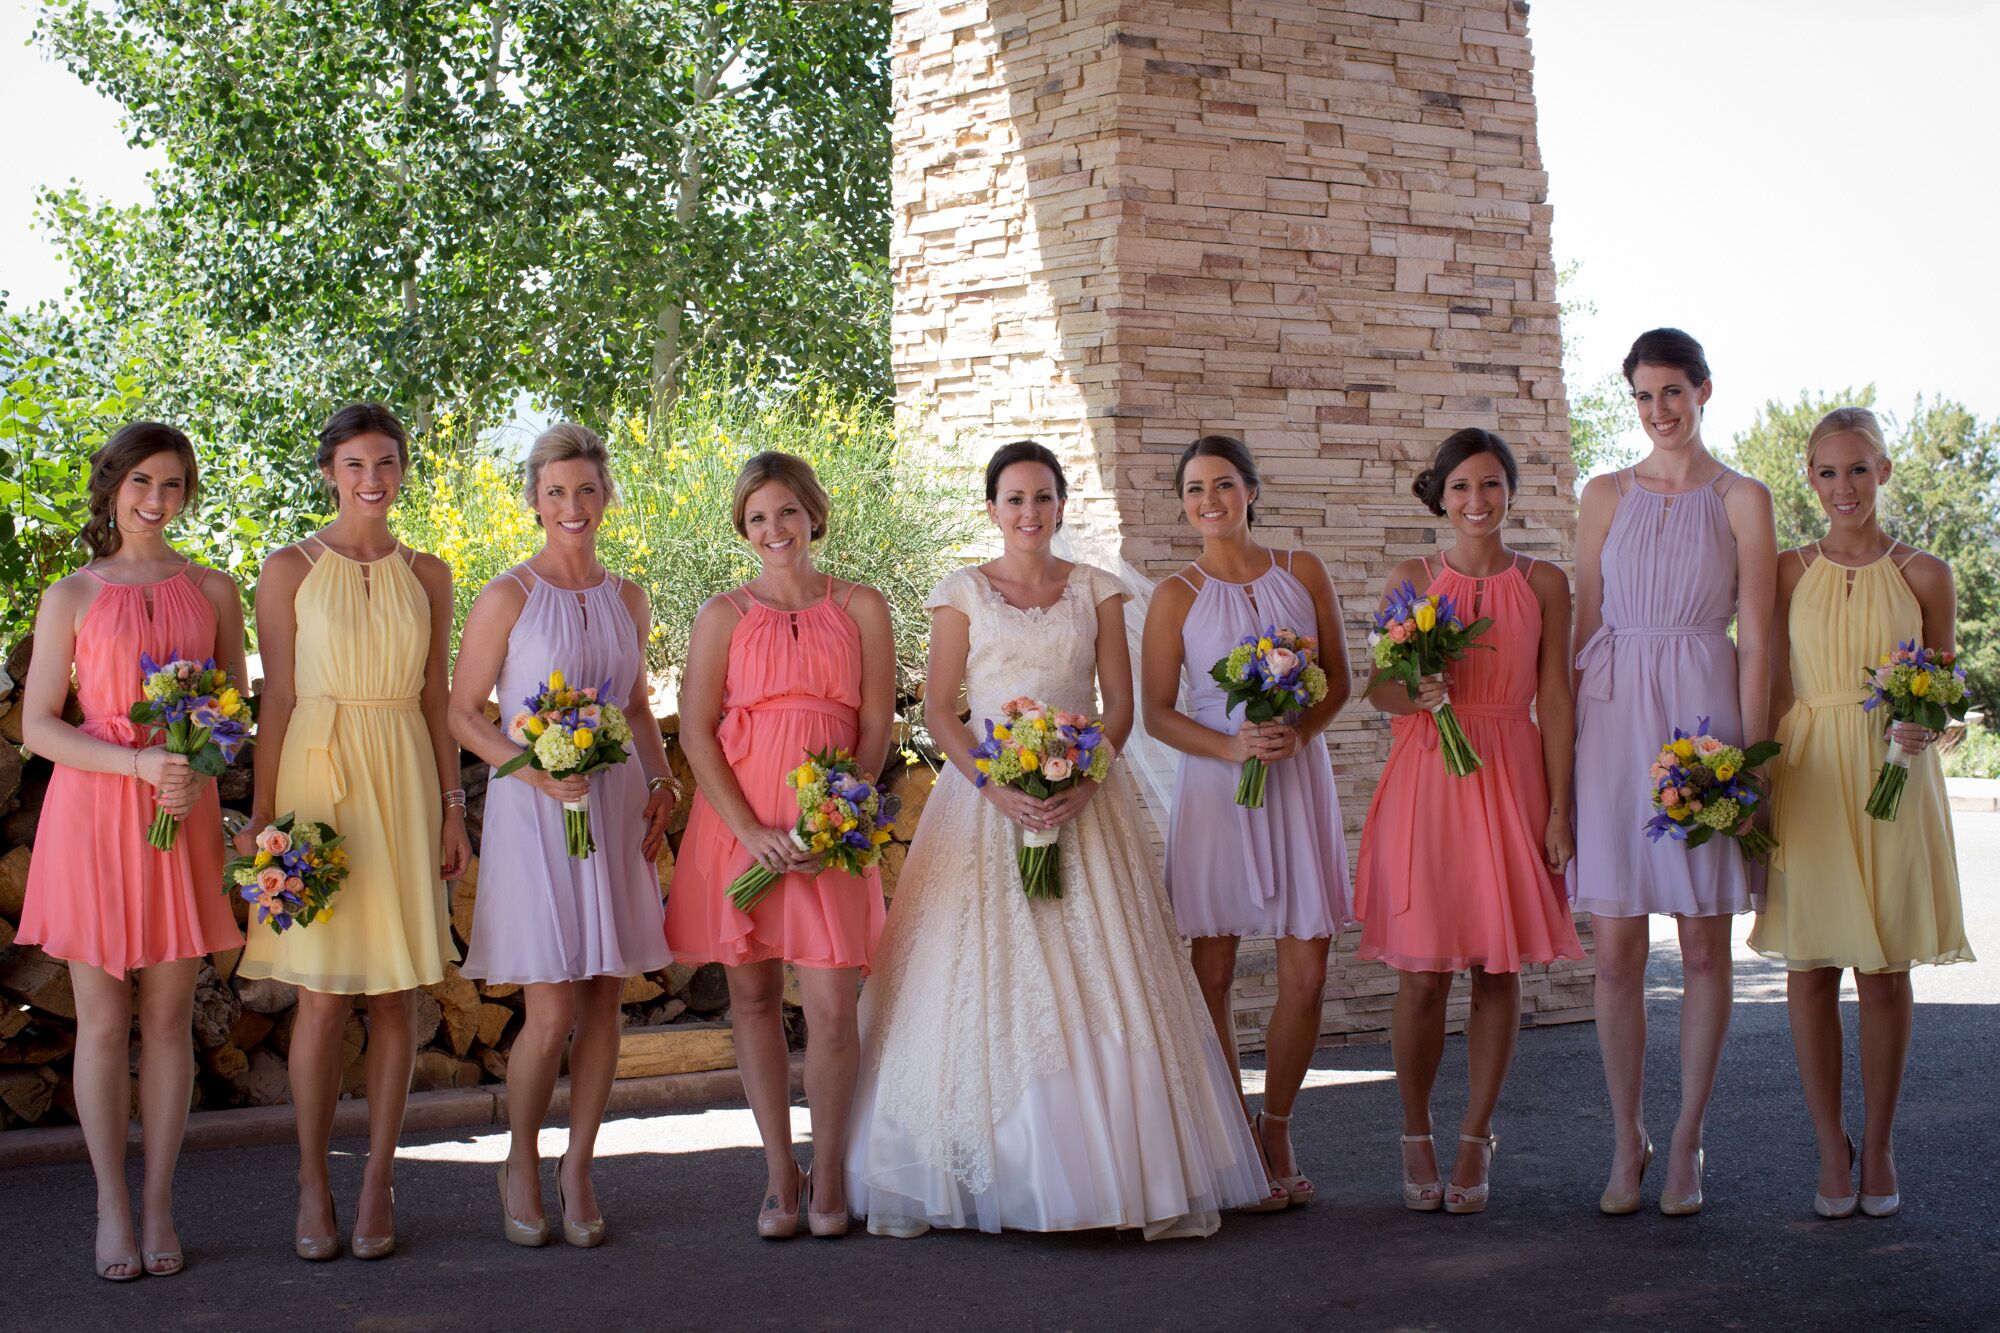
[1569,471,1762,918]
[1161,554,1352,940]
[461,570,670,982]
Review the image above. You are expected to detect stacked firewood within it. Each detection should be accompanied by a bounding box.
[0,637,932,1129]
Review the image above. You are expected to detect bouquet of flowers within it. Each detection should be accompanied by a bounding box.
[725,748,899,912]
[129,652,253,851]
[1642,718,1781,863]
[1208,626,1331,807]
[223,813,349,934]
[1366,582,1493,777]
[1861,640,1969,821]
[969,697,1114,899]
[495,669,634,857]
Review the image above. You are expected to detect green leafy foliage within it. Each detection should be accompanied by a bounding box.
[1556,261,1639,478]
[1729,388,2000,708]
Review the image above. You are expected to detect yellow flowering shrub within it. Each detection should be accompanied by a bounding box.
[395,361,976,682]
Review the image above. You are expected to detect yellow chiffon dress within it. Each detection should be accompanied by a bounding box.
[1750,547,1973,973]
[240,543,456,993]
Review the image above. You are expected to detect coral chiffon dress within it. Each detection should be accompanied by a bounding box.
[1355,554,1582,972]
[21,562,242,977]
[664,576,884,969]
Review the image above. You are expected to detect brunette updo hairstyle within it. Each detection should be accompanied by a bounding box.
[1621,327,1711,388]
[1173,434,1261,525]
[1411,428,1519,517]
[82,421,201,559]
[984,441,1068,509]
[731,450,831,541]
[314,402,410,510]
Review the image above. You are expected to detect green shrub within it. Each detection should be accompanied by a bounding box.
[394,360,978,683]
[1943,717,2000,781]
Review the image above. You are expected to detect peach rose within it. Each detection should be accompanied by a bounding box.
[256,826,292,856]
[1041,755,1074,782]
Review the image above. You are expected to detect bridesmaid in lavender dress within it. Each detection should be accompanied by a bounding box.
[1570,329,1776,1217]
[1140,435,1353,1210]
[450,424,678,1248]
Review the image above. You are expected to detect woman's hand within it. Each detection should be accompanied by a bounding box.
[440,805,472,881]
[982,781,1055,833]
[136,746,199,817]
[1256,721,1304,763]
[1888,721,1940,754]
[640,785,676,862]
[1413,674,1449,713]
[522,767,591,804]
[738,824,812,876]
[233,807,274,858]
[1543,807,1575,875]
[1041,779,1102,830]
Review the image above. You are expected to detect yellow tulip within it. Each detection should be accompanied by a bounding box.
[1258,637,1273,653]
[870,830,891,845]
[993,724,1010,741]
[573,727,595,749]
[318,908,333,922]
[549,669,567,691]
[254,850,273,868]
[1671,738,1695,760]
[1716,765,1736,781]
[1669,805,1691,821]
[1910,673,1931,697]
[219,687,241,713]
[1879,653,1892,667]
[1021,750,1041,773]
[975,758,992,774]
[526,716,547,736]
[1413,602,1436,632]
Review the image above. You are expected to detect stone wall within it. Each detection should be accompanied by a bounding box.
[892,0,1593,1045]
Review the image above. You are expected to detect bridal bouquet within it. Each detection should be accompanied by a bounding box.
[1208,626,1330,807]
[1861,640,1968,820]
[1642,718,1781,863]
[726,748,898,912]
[224,813,348,934]
[130,652,253,850]
[970,697,1114,899]
[496,669,634,857]
[1366,582,1493,777]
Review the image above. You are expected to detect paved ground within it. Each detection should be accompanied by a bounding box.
[6,812,1996,1332]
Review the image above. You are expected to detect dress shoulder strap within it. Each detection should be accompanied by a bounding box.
[79,563,112,585]
[1712,468,1740,497]
[720,587,750,616]
[399,544,418,567]
[835,578,861,610]
[499,567,535,595]
[1893,543,1923,571]
[1511,552,1532,576]
[1795,545,1817,572]
[300,535,328,565]
[1613,468,1631,497]
[1170,567,1205,594]
[1274,548,1294,574]
[1420,555,1434,581]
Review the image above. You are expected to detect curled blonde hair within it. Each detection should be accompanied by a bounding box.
[1805,406,1889,473]
[523,423,617,509]
[731,451,830,541]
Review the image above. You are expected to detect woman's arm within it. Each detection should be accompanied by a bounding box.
[1288,550,1353,739]
[616,579,678,862]
[242,547,310,839]
[1569,472,1619,699]
[1137,574,1235,762]
[20,576,193,812]
[1895,551,1960,755]
[1530,560,1577,872]
[922,602,1061,835]
[844,583,898,780]
[1727,479,1779,742]
[1767,550,1805,734]
[199,566,251,693]
[412,552,470,881]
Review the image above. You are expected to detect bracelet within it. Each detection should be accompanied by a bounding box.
[647,775,674,793]
[132,749,141,779]
[443,787,468,810]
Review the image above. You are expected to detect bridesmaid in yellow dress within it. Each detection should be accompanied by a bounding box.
[1750,407,1973,1221]
[237,403,469,1261]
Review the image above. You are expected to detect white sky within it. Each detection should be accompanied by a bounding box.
[2,0,1994,451]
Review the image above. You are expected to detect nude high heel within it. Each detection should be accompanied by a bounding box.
[804,1163,851,1238]
[352,1186,396,1260]
[757,1163,804,1240]
[554,1154,605,1248]
[1814,1134,1857,1219]
[1400,1133,1444,1213]
[1444,1133,1496,1215]
[497,1162,550,1248]
[1658,1146,1705,1217]
[1239,1115,1290,1213]
[1598,1133,1653,1216]
[1259,1112,1314,1206]
[294,1195,340,1262]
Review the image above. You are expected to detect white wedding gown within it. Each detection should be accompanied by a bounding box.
[846,563,1268,1239]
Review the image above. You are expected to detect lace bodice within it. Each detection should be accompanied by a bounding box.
[926,563,1129,725]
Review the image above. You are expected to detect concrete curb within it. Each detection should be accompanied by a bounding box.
[0,1058,801,1171]
[1947,776,1999,813]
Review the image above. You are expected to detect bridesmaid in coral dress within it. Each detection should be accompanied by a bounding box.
[1751,407,1971,1219]
[1355,428,1582,1216]
[665,451,896,1239]
[1140,434,1352,1210]
[1570,329,1777,1217]
[237,404,469,1261]
[451,424,677,1248]
[18,422,246,1279]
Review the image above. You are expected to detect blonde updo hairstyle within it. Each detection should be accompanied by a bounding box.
[522,422,617,524]
[1804,406,1890,473]
[730,451,830,542]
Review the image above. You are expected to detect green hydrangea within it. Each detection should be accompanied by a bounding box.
[534,726,584,773]
[1708,746,1746,774]
[233,866,260,886]
[1084,742,1113,782]
[1695,797,1740,830]
[987,747,1026,785]
[1300,664,1329,704]
[1226,644,1256,680]
[598,704,633,744]
[1371,636,1397,669]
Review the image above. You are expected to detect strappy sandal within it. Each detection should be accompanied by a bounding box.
[1239,1114,1289,1213]
[1260,1111,1314,1206]
[1444,1133,1496,1215]
[1400,1133,1444,1212]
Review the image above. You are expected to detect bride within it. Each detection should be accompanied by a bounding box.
[846,441,1273,1238]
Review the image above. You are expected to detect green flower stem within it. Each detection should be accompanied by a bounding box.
[727,865,780,912]
[1019,843,1063,899]
[1865,743,1912,821]
[563,800,595,859]
[1235,757,1269,808]
[1435,704,1484,778]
